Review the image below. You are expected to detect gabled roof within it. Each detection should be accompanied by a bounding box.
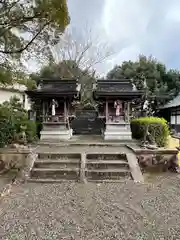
[26,79,81,99]
[160,94,180,109]
[94,79,143,100]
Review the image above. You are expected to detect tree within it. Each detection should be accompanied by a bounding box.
[0,0,70,84]
[0,0,69,55]
[51,27,113,76]
[31,28,113,106]
[106,55,180,111]
[32,60,82,80]
[31,59,97,106]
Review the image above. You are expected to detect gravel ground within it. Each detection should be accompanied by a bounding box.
[0,174,180,240]
[0,172,17,193]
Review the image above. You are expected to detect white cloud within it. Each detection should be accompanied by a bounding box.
[100,0,180,74]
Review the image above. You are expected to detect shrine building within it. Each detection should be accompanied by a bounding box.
[26,78,142,142]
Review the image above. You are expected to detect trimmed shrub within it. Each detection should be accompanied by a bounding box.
[131,117,170,147]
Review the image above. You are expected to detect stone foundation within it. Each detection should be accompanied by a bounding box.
[40,122,72,141]
[104,121,132,140]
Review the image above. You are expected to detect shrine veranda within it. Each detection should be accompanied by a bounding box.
[26,79,142,141]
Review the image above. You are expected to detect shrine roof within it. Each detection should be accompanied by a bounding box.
[26,79,81,98]
[94,79,143,99]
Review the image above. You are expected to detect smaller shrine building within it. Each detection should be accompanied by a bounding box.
[94,79,142,140]
[26,79,81,141]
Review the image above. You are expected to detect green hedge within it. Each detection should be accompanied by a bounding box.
[131,117,170,147]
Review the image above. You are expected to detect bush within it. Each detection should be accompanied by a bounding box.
[131,117,170,147]
[0,119,15,147]
[22,120,37,142]
[0,97,37,147]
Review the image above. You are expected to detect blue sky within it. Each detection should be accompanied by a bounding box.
[27,0,180,75]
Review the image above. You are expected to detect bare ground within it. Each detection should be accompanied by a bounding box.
[0,174,180,240]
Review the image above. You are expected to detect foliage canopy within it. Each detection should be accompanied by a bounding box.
[0,0,70,85]
[0,0,69,55]
[106,55,180,111]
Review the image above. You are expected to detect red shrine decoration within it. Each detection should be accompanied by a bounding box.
[114,100,122,117]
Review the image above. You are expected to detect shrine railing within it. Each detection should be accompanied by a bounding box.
[107,114,125,121]
[42,114,75,123]
[42,115,66,123]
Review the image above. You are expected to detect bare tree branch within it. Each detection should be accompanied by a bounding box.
[52,27,114,77]
[0,22,50,54]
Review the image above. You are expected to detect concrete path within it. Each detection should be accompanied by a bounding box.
[36,145,133,154]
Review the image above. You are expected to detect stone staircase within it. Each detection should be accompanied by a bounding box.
[28,151,142,183]
[85,153,131,182]
[30,153,81,182]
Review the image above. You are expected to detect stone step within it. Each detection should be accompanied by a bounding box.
[37,153,81,160]
[42,123,67,127]
[86,169,130,173]
[86,153,127,161]
[105,129,131,133]
[38,139,137,147]
[36,159,80,163]
[28,179,76,183]
[104,131,132,136]
[32,167,79,172]
[31,168,80,180]
[87,179,130,183]
[43,122,66,125]
[104,134,132,141]
[34,159,80,169]
[86,160,128,164]
[86,160,129,169]
[105,126,131,131]
[41,135,71,141]
[85,169,131,181]
[106,121,128,125]
[42,127,67,131]
[106,126,131,130]
[40,130,71,135]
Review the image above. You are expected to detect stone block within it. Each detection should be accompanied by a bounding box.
[104,121,132,141]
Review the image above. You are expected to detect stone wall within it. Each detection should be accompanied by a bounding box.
[127,146,179,173]
[0,148,37,179]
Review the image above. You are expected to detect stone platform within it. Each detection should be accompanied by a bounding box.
[104,121,132,141]
[39,134,138,147]
[40,122,72,141]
